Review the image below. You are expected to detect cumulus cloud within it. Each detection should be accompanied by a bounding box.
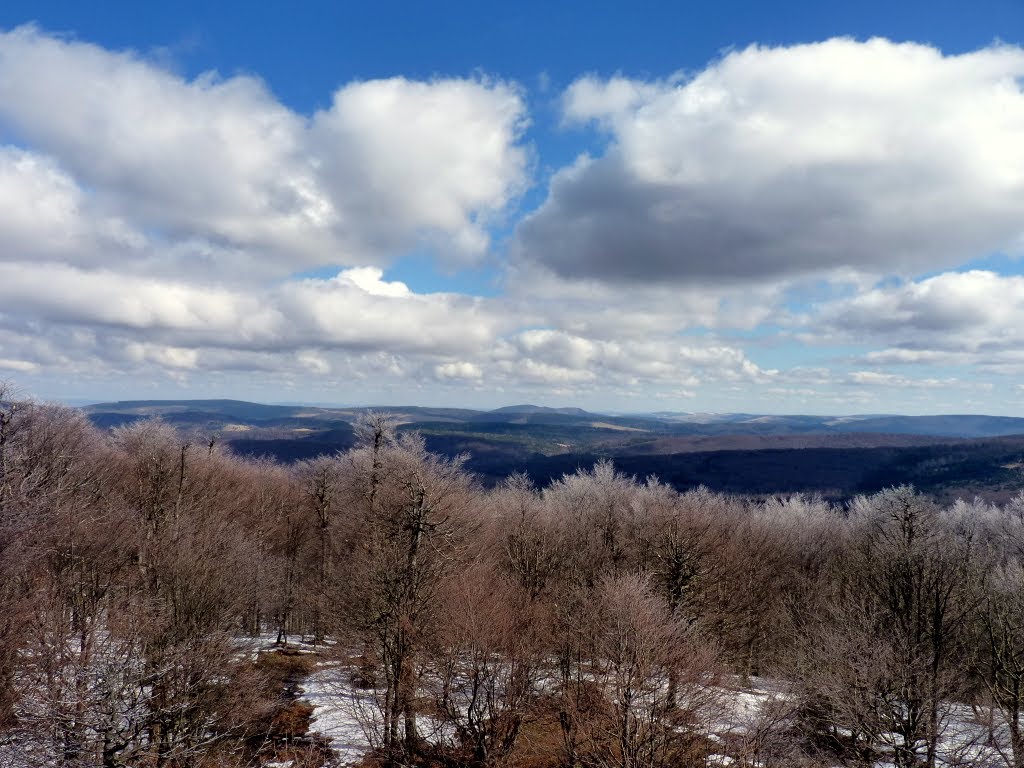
[489,329,771,389]
[0,25,528,274]
[3,26,1021,411]
[822,270,1024,356]
[500,261,786,351]
[0,146,146,263]
[517,38,1024,284]
[0,26,542,400]
[0,262,501,357]
[310,78,529,260]
[562,76,660,122]
[0,253,772,402]
[434,361,484,381]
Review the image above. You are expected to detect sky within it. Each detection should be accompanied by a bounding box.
[1,1,1023,414]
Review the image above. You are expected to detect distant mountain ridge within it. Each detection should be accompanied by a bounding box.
[81,399,1024,439]
[486,404,593,416]
[76,399,1024,501]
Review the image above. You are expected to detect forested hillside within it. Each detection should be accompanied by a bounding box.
[80,399,1024,501]
[4,393,1024,767]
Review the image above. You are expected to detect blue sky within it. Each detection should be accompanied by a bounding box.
[0,1,1023,413]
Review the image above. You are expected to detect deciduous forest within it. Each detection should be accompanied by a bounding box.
[4,392,1024,768]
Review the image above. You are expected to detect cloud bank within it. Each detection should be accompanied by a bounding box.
[1,27,1021,412]
[517,38,1024,284]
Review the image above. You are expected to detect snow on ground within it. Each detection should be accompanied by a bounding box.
[933,702,1007,767]
[289,663,1019,768]
[712,676,793,733]
[3,654,1018,768]
[292,667,798,767]
[299,660,378,765]
[298,660,457,764]
[235,632,334,660]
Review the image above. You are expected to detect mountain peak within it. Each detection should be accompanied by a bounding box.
[488,404,593,417]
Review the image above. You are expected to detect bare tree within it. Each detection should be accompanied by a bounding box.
[428,566,545,767]
[0,382,17,514]
[0,385,26,731]
[543,461,640,586]
[104,419,273,765]
[973,560,1024,768]
[295,454,343,642]
[493,472,567,602]
[339,427,473,765]
[588,572,720,768]
[792,487,979,768]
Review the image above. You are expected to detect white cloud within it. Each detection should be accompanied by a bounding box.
[0,27,540,399]
[0,146,146,264]
[0,261,501,357]
[0,256,777,401]
[489,330,768,391]
[0,26,528,275]
[0,147,85,258]
[2,27,1022,412]
[822,270,1024,356]
[518,38,1024,284]
[0,358,38,373]
[861,349,971,366]
[275,273,501,355]
[0,262,271,335]
[297,351,331,375]
[337,267,411,298]
[434,362,484,381]
[123,343,200,370]
[503,263,783,340]
[311,77,529,261]
[847,371,956,389]
[563,76,660,124]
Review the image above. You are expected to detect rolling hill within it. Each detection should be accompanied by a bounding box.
[80,399,1024,501]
